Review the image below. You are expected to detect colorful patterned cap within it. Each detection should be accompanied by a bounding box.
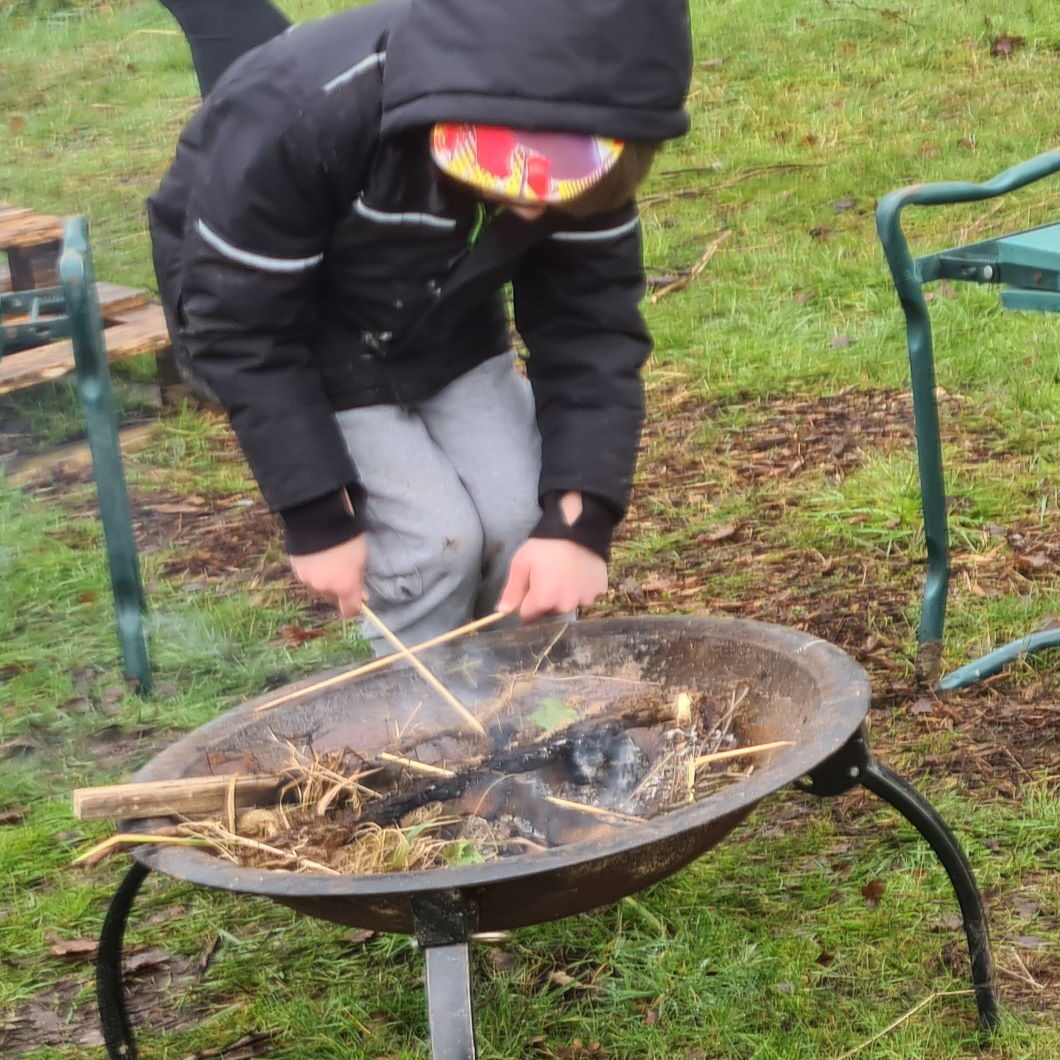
[431,124,624,204]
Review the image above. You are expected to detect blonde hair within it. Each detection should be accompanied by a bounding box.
[558,141,660,218]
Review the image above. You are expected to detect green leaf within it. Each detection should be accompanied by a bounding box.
[443,840,486,867]
[530,696,580,734]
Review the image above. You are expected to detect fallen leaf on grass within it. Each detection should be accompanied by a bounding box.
[46,935,97,961]
[861,879,886,907]
[828,335,853,349]
[639,573,675,593]
[1013,898,1042,919]
[279,623,327,647]
[931,913,964,932]
[20,1002,64,1037]
[146,501,210,516]
[1013,935,1049,951]
[347,928,376,945]
[1014,552,1051,575]
[697,522,740,544]
[990,34,1026,58]
[125,948,172,975]
[181,1029,281,1060]
[488,949,518,974]
[555,1040,606,1059]
[910,698,935,716]
[197,936,222,977]
[8,115,25,135]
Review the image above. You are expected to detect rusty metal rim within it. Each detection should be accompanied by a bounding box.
[131,616,870,897]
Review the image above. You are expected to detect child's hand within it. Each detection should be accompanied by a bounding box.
[498,538,608,621]
[289,536,367,617]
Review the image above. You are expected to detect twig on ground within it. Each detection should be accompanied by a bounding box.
[640,163,821,208]
[835,990,975,1060]
[650,230,731,304]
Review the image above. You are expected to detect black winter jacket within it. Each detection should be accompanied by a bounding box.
[147,0,693,555]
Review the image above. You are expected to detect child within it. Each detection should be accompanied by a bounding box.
[147,0,693,652]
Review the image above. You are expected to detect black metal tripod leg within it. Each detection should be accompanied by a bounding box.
[97,861,151,1059]
[859,761,999,1029]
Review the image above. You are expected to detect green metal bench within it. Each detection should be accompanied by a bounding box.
[1,218,151,690]
[877,149,1060,691]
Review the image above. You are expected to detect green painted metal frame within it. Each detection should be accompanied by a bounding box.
[59,217,151,691]
[876,148,1060,690]
[0,286,71,356]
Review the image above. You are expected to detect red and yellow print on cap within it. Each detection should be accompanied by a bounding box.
[431,124,624,204]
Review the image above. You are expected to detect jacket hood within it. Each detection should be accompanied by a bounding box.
[380,0,693,142]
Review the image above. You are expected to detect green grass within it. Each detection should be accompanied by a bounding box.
[2,0,1060,1057]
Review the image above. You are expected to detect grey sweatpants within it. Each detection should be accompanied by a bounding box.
[336,352,542,653]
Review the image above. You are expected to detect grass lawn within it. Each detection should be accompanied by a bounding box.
[1,0,1059,1057]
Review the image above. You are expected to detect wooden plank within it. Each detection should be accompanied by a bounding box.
[1,278,150,313]
[0,212,63,250]
[72,773,285,822]
[0,303,170,397]
[95,282,150,317]
[0,206,33,224]
[5,421,159,485]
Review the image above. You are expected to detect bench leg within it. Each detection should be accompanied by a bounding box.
[904,293,951,686]
[59,217,151,692]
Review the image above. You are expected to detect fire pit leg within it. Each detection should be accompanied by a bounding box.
[859,760,999,1030]
[96,861,151,1059]
[413,891,479,1060]
[804,729,999,1030]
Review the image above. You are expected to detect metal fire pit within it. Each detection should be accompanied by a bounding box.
[95,616,998,1058]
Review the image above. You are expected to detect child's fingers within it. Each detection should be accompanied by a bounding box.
[336,589,363,618]
[498,553,532,615]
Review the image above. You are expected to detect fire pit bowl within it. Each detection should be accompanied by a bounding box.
[95,616,998,1059]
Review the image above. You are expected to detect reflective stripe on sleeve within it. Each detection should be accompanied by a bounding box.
[196,219,324,273]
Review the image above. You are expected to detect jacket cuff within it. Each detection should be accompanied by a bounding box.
[280,485,367,556]
[529,491,620,561]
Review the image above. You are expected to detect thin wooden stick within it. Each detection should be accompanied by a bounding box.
[835,990,974,1060]
[225,775,237,834]
[72,832,210,868]
[650,229,731,304]
[693,740,794,768]
[378,752,457,777]
[543,795,642,824]
[360,604,487,736]
[253,610,508,715]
